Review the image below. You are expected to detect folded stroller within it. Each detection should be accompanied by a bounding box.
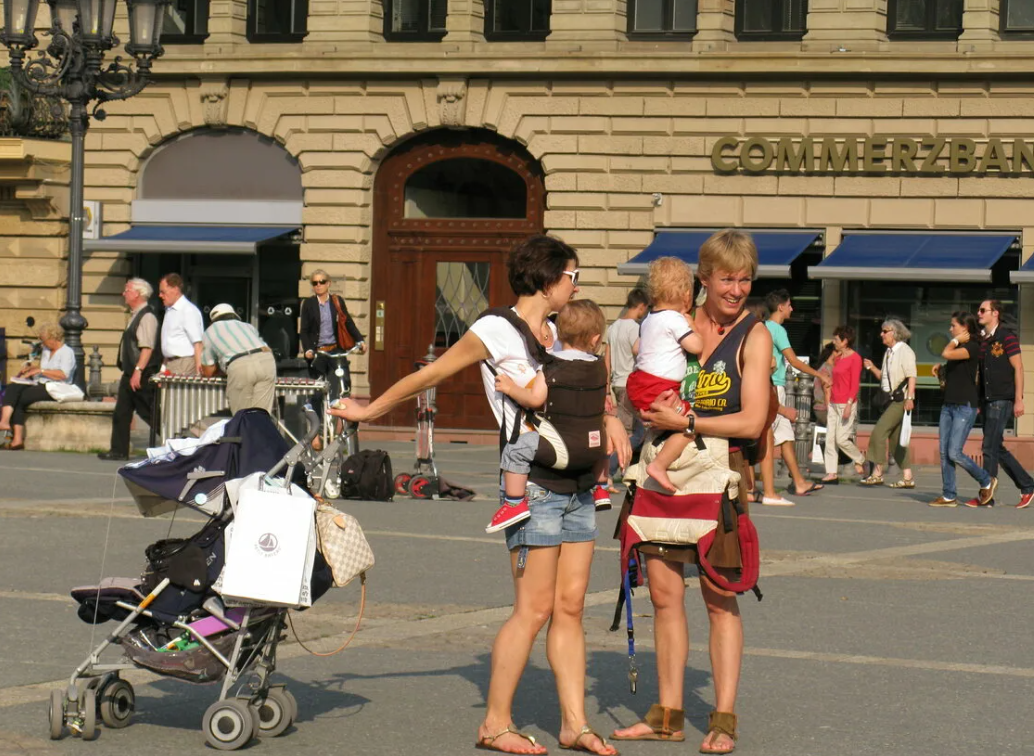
[56,409,335,751]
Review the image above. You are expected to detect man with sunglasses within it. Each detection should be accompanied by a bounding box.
[975,299,1033,509]
[300,270,366,419]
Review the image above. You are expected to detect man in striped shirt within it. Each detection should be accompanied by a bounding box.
[975,299,1033,509]
[200,303,276,414]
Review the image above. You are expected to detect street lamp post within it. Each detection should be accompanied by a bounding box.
[1,0,168,387]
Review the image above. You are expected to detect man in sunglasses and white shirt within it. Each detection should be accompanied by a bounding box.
[975,299,1034,509]
[300,270,366,419]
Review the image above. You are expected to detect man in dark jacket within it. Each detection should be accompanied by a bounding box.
[99,278,162,461]
[300,269,366,414]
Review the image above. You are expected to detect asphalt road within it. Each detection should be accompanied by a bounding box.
[1,438,1032,756]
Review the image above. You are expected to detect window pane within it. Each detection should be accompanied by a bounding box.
[934,0,962,30]
[429,0,447,31]
[404,158,527,219]
[392,0,420,31]
[782,0,806,31]
[672,0,697,31]
[531,0,550,31]
[634,0,665,31]
[894,0,927,30]
[435,262,490,348]
[494,0,530,32]
[1006,0,1034,31]
[253,0,304,35]
[741,0,773,32]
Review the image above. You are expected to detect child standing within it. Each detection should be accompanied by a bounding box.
[624,256,703,493]
[486,300,612,533]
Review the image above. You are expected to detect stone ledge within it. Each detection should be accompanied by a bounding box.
[24,401,114,453]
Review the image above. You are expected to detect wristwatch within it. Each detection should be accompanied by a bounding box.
[683,412,696,436]
[134,366,143,372]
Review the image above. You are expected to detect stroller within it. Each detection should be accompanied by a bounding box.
[57,408,343,750]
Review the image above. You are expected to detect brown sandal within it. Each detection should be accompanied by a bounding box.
[611,704,685,742]
[699,711,737,755]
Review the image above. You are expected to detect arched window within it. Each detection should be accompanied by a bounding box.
[403,158,527,219]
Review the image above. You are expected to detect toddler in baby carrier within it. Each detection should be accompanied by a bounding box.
[479,303,612,534]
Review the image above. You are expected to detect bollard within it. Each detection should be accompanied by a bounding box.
[87,346,103,401]
[793,373,815,465]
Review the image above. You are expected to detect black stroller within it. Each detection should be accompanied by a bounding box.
[60,409,334,750]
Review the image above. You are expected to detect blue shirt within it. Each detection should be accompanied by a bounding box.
[318,298,335,347]
[766,320,792,387]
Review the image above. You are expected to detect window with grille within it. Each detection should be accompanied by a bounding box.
[1001,0,1034,34]
[162,0,209,43]
[735,0,806,40]
[485,0,551,40]
[887,0,963,39]
[627,0,697,36]
[385,0,448,40]
[247,0,308,42]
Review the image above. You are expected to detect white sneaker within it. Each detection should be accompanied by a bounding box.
[761,496,796,507]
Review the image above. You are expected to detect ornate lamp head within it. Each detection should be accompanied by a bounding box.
[2,0,42,49]
[47,0,79,35]
[75,0,117,46]
[125,0,168,58]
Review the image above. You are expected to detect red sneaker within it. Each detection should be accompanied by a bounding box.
[593,484,613,512]
[485,497,530,533]
[1018,492,1034,510]
[963,497,994,508]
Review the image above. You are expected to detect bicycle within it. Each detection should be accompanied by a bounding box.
[271,404,358,500]
[317,344,363,460]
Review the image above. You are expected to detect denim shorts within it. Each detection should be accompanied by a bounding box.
[504,481,598,551]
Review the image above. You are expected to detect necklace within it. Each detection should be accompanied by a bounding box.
[706,310,737,335]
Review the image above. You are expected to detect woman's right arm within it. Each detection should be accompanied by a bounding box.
[332,331,491,422]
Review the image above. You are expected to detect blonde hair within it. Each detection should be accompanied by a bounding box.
[310,268,331,284]
[557,299,606,353]
[37,322,65,343]
[647,257,695,308]
[697,229,758,280]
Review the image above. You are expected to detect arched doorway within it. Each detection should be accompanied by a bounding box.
[371,130,545,430]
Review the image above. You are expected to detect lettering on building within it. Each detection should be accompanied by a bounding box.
[711,136,1034,175]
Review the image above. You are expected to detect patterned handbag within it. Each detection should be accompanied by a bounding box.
[314,503,374,587]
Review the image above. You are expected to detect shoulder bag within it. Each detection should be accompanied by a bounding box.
[331,295,357,350]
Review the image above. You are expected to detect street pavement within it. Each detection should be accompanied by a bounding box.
[1,436,1033,756]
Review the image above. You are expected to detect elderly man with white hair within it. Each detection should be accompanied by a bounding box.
[99,278,161,461]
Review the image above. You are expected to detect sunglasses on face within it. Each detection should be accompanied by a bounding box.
[978,308,990,314]
[311,279,328,286]
[881,328,892,334]
[562,269,580,286]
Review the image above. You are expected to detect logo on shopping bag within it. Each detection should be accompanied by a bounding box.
[256,532,281,556]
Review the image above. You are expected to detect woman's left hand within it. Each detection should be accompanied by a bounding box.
[604,415,631,469]
[641,391,690,432]
[904,398,915,412]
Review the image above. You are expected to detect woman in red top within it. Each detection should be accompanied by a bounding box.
[820,325,867,484]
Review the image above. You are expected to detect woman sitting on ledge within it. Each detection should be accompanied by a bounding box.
[1,322,76,450]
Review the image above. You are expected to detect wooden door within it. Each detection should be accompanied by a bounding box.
[371,132,545,429]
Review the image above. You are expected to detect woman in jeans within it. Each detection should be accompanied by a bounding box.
[332,235,628,756]
[860,318,917,488]
[819,326,866,484]
[930,312,996,507]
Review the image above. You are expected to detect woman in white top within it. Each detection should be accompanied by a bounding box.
[331,235,629,756]
[860,318,918,488]
[1,322,76,450]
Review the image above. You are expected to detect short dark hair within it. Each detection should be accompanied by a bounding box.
[625,288,650,310]
[161,273,184,290]
[507,235,579,297]
[953,310,979,338]
[763,289,791,316]
[833,324,855,347]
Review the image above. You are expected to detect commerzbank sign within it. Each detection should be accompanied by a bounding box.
[711,135,1034,175]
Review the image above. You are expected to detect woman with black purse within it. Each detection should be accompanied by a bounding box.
[860,319,917,488]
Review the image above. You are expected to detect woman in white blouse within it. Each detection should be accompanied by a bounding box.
[1,323,76,450]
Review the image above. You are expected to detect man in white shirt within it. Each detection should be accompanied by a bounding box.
[604,288,649,434]
[158,273,203,376]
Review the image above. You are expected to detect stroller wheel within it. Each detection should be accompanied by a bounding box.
[203,699,255,751]
[48,689,65,740]
[254,688,294,737]
[80,688,98,741]
[323,478,341,499]
[99,680,135,729]
[409,475,433,500]
[394,473,412,496]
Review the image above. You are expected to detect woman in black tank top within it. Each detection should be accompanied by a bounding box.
[613,230,773,755]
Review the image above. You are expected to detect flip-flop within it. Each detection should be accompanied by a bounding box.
[819,478,839,485]
[560,725,618,755]
[790,482,823,496]
[476,726,546,754]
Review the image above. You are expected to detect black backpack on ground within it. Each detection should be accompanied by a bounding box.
[340,450,394,501]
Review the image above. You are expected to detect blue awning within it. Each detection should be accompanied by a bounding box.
[1011,254,1034,283]
[84,225,298,255]
[617,230,822,278]
[811,233,1018,282]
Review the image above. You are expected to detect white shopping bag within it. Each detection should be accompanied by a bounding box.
[899,411,913,448]
[220,483,317,608]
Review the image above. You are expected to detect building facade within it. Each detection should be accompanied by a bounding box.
[4,0,1034,453]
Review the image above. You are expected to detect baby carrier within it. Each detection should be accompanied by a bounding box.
[476,307,607,478]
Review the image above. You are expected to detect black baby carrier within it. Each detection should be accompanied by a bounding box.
[476,308,608,479]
